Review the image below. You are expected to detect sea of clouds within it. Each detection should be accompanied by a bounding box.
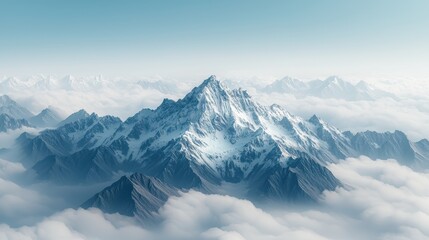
[1,156,429,240]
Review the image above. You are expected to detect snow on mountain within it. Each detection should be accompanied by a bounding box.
[18,76,345,200]
[0,95,34,119]
[0,77,31,92]
[0,75,176,93]
[15,76,429,205]
[28,107,64,128]
[262,76,308,94]
[262,76,396,101]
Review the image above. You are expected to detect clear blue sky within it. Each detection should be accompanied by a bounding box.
[1,0,428,79]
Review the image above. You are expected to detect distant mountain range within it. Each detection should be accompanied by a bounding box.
[2,75,398,102]
[1,76,427,223]
[262,76,396,101]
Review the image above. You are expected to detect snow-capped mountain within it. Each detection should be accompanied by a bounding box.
[13,76,429,208]
[262,76,396,101]
[0,95,34,119]
[0,114,32,132]
[28,108,64,128]
[0,75,177,94]
[19,76,345,199]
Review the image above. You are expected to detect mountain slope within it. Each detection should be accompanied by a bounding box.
[18,113,122,164]
[32,146,121,184]
[81,173,180,223]
[57,109,90,127]
[28,108,63,128]
[0,113,32,132]
[247,155,341,202]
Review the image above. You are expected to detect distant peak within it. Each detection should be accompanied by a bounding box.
[161,98,175,106]
[355,80,370,89]
[325,75,344,84]
[40,108,53,114]
[201,75,220,86]
[77,109,88,114]
[309,114,322,124]
[0,95,12,100]
[279,76,299,82]
[191,75,226,94]
[0,95,14,103]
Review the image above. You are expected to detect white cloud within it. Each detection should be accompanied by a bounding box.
[0,176,50,226]
[0,159,25,179]
[157,191,328,240]
[155,157,429,240]
[0,208,149,240]
[322,156,429,239]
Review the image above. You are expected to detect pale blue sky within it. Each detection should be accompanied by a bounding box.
[1,0,428,79]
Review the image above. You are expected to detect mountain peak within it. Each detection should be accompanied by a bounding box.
[206,74,218,82]
[183,75,228,102]
[199,75,222,89]
[325,75,344,84]
[57,109,90,127]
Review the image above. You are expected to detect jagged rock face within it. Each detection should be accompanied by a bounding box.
[32,146,121,184]
[81,173,179,223]
[247,156,341,202]
[348,130,415,165]
[0,113,31,132]
[18,113,122,163]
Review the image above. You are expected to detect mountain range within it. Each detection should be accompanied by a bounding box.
[2,76,428,223]
[2,75,398,103]
[262,76,396,101]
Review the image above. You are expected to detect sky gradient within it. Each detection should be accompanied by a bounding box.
[1,0,429,80]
